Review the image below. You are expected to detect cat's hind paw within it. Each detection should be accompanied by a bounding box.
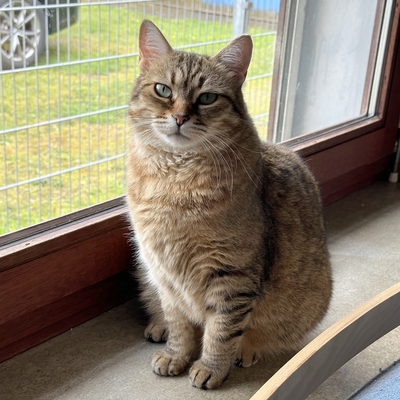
[235,343,261,368]
[189,361,230,390]
[144,323,168,343]
[235,352,260,368]
[235,330,263,368]
[151,350,188,376]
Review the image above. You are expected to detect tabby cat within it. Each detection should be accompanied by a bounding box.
[126,20,332,390]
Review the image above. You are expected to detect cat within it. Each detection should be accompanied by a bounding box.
[125,19,332,390]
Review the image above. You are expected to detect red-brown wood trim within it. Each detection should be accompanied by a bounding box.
[0,207,134,363]
[303,127,394,205]
[0,272,132,363]
[0,229,130,326]
[305,128,391,183]
[0,203,129,273]
[289,116,383,157]
[320,158,388,205]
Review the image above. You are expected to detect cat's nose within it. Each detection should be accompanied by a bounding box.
[172,113,189,126]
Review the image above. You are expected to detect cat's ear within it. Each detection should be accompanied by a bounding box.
[139,20,173,70]
[212,35,253,85]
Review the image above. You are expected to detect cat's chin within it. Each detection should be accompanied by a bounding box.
[158,133,201,153]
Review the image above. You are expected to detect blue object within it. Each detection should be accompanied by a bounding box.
[204,0,280,12]
[253,0,280,11]
[348,361,400,400]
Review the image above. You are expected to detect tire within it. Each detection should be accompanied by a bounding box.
[0,0,46,70]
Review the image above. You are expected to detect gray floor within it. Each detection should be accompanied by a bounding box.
[1,181,400,400]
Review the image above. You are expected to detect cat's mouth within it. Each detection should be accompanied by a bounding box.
[152,122,199,151]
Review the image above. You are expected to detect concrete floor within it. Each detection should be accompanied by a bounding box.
[1,181,399,400]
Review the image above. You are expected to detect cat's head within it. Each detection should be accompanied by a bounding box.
[128,20,254,153]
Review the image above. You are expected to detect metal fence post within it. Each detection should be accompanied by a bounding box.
[232,0,253,37]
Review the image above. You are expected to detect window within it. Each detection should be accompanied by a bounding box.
[0,0,278,237]
[270,0,395,143]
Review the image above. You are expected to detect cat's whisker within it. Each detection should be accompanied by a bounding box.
[211,133,261,191]
[200,137,234,197]
[199,140,223,195]
[203,137,232,195]
[202,137,234,191]
[229,139,264,186]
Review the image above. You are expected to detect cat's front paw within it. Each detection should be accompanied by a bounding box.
[152,350,188,376]
[144,323,168,343]
[189,361,230,390]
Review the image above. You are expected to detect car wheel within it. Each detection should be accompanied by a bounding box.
[0,0,46,70]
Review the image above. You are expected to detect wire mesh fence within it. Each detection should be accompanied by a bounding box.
[0,0,279,235]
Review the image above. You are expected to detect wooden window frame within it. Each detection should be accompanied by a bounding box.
[273,0,400,203]
[1,1,400,363]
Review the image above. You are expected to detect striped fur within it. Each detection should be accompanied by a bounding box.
[126,20,332,390]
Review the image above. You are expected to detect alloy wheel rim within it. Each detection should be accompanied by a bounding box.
[0,0,43,63]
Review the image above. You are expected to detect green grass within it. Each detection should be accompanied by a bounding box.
[0,4,276,235]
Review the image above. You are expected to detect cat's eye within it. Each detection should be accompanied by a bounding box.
[198,92,218,105]
[155,83,172,98]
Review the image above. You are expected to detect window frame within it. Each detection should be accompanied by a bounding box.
[268,0,400,156]
[1,0,400,363]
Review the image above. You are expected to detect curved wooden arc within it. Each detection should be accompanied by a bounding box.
[250,282,400,400]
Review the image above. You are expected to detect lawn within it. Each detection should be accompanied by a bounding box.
[0,3,276,235]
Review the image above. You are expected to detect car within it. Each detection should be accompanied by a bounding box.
[0,0,78,70]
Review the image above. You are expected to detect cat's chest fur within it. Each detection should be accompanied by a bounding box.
[126,141,238,218]
[126,142,265,322]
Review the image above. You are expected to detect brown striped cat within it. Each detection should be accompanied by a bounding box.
[126,19,332,390]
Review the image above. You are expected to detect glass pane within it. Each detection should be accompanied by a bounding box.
[0,0,279,236]
[271,0,394,142]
